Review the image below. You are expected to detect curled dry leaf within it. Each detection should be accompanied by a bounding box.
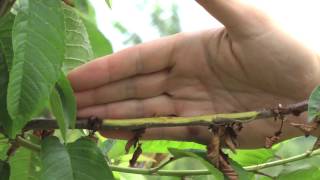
[32,129,55,139]
[207,126,222,167]
[265,135,281,149]
[125,128,145,154]
[129,143,142,167]
[88,116,103,132]
[291,122,319,137]
[224,126,239,153]
[265,115,285,148]
[219,151,238,180]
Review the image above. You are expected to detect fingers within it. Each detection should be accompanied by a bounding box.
[76,71,168,109]
[196,0,272,37]
[68,35,177,92]
[77,95,175,119]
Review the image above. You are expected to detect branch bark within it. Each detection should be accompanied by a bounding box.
[23,100,308,131]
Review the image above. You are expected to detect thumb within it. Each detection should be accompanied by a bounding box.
[196,0,273,38]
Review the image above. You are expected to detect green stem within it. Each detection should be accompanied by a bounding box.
[149,156,175,173]
[245,148,320,171]
[109,148,320,177]
[16,136,41,153]
[110,165,210,176]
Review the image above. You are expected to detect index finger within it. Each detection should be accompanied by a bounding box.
[68,34,178,92]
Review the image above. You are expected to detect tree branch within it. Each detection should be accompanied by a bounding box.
[23,100,308,131]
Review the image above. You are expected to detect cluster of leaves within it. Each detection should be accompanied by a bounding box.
[1,0,320,179]
[0,0,115,179]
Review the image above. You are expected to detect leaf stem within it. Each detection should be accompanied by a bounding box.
[245,148,320,171]
[109,165,210,176]
[16,136,41,153]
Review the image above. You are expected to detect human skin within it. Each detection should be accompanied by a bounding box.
[68,0,320,148]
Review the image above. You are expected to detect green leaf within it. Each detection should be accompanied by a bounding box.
[7,0,65,137]
[0,139,9,161]
[73,0,95,22]
[168,149,254,180]
[63,4,94,72]
[9,136,41,180]
[228,159,254,180]
[0,0,15,17]
[0,160,10,180]
[141,140,206,153]
[105,0,112,9]
[50,73,76,141]
[278,167,320,180]
[0,134,9,161]
[40,137,115,180]
[81,15,113,58]
[257,136,320,178]
[274,136,320,175]
[106,140,205,159]
[67,138,115,179]
[40,136,73,180]
[227,148,274,166]
[72,0,113,58]
[0,13,14,69]
[168,148,223,180]
[308,86,320,122]
[0,13,14,135]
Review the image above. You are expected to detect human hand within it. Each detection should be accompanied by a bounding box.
[68,0,320,148]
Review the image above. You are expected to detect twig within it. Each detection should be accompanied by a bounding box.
[245,148,320,171]
[149,156,175,173]
[23,100,308,131]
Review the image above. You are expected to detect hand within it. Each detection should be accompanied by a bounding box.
[68,0,320,148]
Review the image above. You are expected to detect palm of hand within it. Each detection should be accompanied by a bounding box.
[162,25,318,115]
